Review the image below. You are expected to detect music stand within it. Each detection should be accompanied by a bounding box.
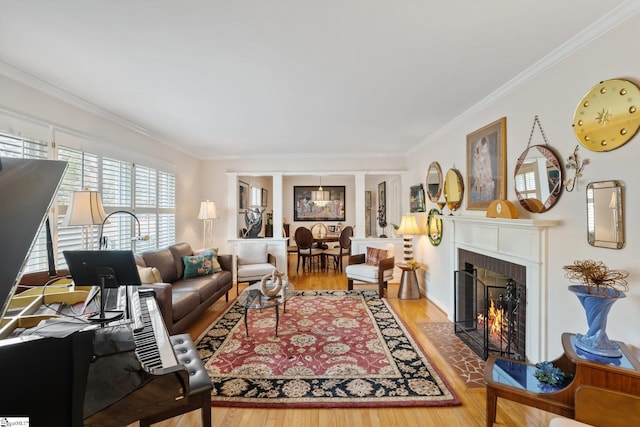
[63,250,141,323]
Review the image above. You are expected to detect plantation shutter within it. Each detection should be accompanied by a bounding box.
[157,171,176,248]
[56,146,100,268]
[100,158,134,250]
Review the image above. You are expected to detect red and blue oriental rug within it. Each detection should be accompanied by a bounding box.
[196,290,460,408]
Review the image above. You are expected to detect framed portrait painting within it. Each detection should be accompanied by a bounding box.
[294,186,345,221]
[466,117,507,210]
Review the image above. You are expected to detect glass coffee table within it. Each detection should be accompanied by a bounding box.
[237,280,295,336]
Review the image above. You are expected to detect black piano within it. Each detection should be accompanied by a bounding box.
[0,157,190,426]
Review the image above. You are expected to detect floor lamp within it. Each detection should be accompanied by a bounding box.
[396,214,421,261]
[62,189,107,250]
[198,200,218,248]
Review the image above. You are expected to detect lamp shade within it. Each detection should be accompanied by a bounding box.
[62,190,107,226]
[197,200,218,220]
[396,215,420,235]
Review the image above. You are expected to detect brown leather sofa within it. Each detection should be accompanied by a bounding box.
[135,242,232,335]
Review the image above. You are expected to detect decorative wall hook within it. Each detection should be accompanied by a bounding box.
[564,145,590,192]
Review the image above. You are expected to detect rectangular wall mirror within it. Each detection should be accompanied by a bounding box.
[586,180,624,249]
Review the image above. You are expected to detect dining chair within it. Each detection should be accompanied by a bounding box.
[310,223,328,243]
[294,227,323,272]
[322,226,353,272]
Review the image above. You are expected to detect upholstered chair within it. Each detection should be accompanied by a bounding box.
[345,242,394,298]
[235,243,276,295]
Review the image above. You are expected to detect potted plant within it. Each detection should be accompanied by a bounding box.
[563,260,628,357]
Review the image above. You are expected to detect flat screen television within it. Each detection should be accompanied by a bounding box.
[0,157,68,320]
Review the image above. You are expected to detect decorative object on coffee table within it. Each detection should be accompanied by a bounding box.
[260,269,283,298]
[564,259,629,357]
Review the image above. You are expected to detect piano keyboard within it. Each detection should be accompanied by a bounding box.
[133,292,178,372]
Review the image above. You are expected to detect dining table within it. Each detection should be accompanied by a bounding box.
[312,234,340,248]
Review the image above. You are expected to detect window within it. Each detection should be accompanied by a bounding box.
[1,123,177,274]
[250,186,261,207]
[56,146,176,267]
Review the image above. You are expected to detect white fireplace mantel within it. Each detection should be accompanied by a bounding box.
[443,215,560,362]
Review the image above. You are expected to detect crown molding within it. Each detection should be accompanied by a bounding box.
[0,61,192,155]
[409,0,640,154]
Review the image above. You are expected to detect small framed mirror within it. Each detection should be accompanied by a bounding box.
[443,168,464,214]
[587,180,624,249]
[425,162,443,203]
[427,208,442,246]
[514,145,563,213]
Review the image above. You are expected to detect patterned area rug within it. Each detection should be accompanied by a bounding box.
[196,290,460,408]
[417,322,486,388]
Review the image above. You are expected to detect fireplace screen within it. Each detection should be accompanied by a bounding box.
[454,268,525,361]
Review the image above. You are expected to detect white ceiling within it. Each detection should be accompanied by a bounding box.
[0,1,634,159]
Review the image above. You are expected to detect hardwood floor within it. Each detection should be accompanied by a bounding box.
[134,255,559,427]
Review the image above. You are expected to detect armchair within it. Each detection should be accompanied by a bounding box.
[235,242,276,295]
[345,242,395,298]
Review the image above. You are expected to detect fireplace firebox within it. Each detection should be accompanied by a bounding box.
[454,249,526,361]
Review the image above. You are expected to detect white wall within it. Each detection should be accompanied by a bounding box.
[406,16,640,358]
[0,74,203,247]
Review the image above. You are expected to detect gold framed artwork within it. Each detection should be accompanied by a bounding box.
[466,117,507,210]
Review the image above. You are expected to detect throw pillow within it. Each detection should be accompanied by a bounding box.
[182,253,214,279]
[365,247,387,266]
[150,267,163,283]
[137,266,156,284]
[137,266,163,284]
[195,248,222,272]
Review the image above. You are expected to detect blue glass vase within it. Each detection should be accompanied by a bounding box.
[569,285,625,357]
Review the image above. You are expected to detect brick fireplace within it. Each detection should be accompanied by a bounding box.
[444,216,559,362]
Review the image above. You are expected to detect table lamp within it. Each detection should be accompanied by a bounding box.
[62,189,107,250]
[396,214,421,261]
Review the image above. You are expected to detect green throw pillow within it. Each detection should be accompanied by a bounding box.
[182,253,214,279]
[195,248,222,272]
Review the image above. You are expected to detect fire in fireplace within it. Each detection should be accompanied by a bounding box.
[454,249,526,361]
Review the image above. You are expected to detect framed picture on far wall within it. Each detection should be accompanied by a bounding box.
[466,117,507,210]
[239,181,249,212]
[378,181,386,215]
[261,188,268,207]
[294,186,345,221]
[410,184,426,212]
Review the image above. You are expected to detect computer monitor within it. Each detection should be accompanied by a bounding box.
[64,250,141,323]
